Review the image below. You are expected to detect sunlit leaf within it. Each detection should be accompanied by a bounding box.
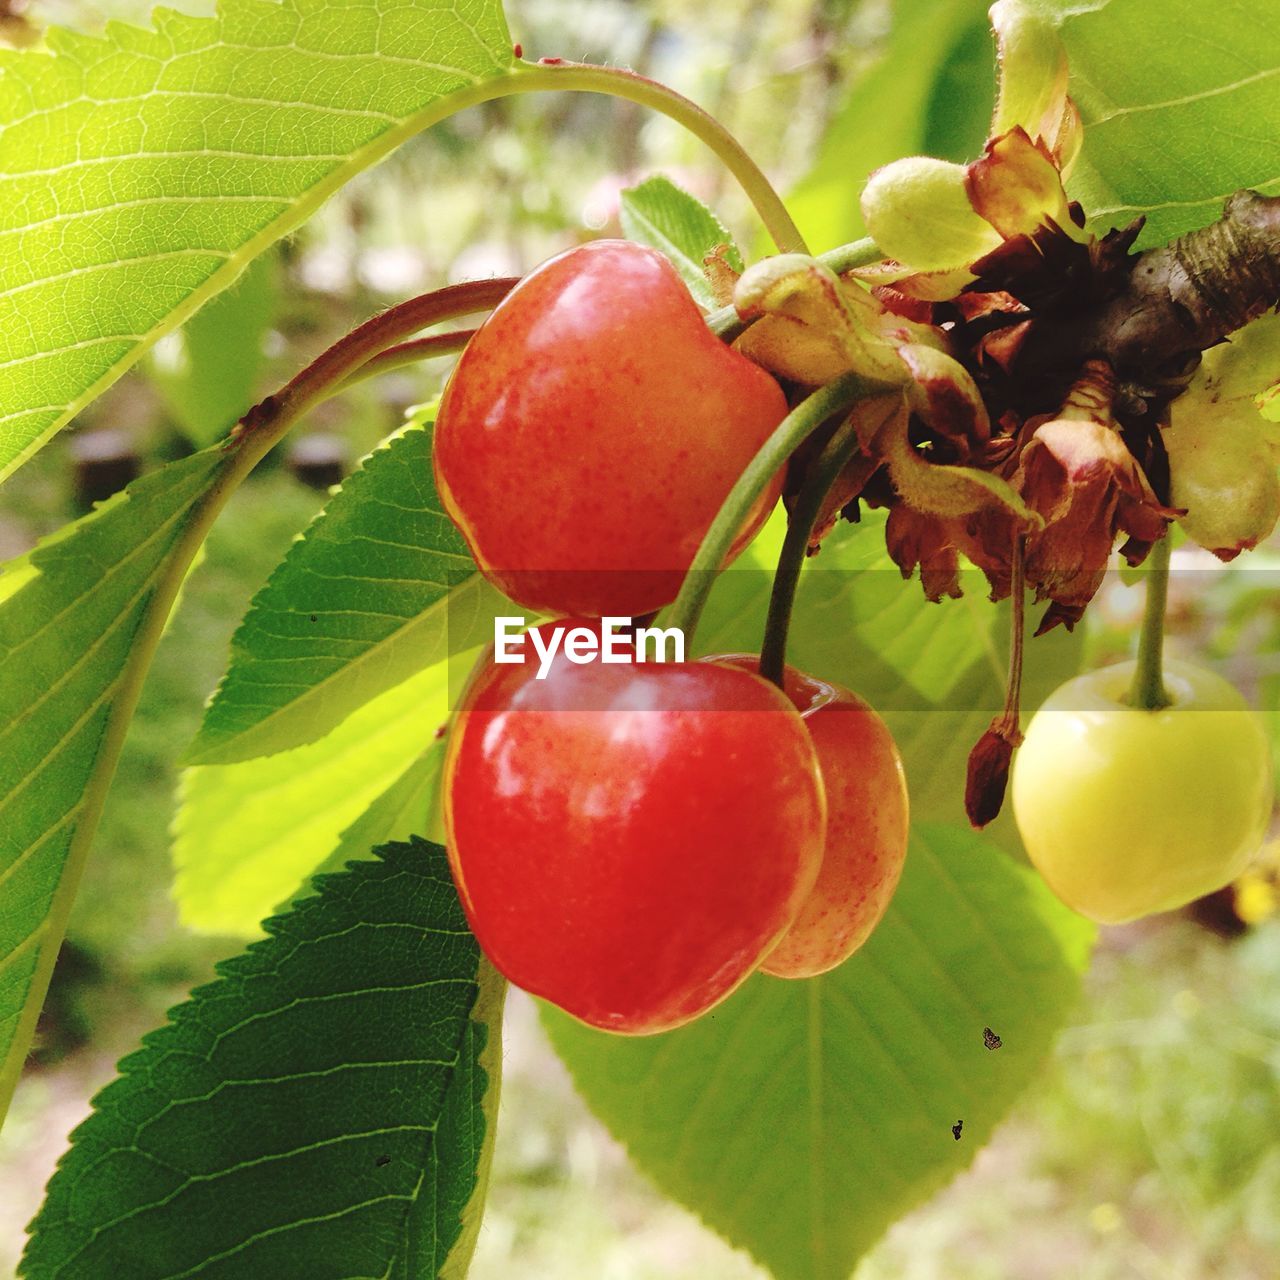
[189,422,503,766]
[0,0,513,479]
[1032,0,1280,246]
[175,659,454,937]
[620,175,743,309]
[0,447,223,1124]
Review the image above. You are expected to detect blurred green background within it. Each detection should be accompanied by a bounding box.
[2,0,1279,1275]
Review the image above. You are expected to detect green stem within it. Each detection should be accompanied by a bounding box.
[758,410,867,687]
[660,373,872,646]
[503,59,807,254]
[1128,535,1173,710]
[819,237,882,275]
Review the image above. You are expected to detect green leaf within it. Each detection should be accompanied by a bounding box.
[1040,0,1280,247]
[544,823,1094,1280]
[787,0,995,252]
[0,446,225,1125]
[22,839,507,1280]
[620,175,743,309]
[175,658,454,937]
[188,422,505,766]
[148,249,279,447]
[0,0,513,480]
[319,742,446,881]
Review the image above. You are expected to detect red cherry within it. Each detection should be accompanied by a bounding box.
[713,657,909,977]
[433,240,788,617]
[443,620,827,1034]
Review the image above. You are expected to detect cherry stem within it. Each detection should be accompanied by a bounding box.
[229,278,517,454]
[1129,534,1173,711]
[819,238,884,275]
[659,373,873,647]
[505,59,808,255]
[337,329,479,390]
[997,535,1027,735]
[757,409,867,688]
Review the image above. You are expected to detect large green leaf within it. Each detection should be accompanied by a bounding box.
[1042,0,1280,246]
[545,823,1094,1280]
[0,446,225,1124]
[0,0,513,480]
[188,422,504,766]
[175,658,454,937]
[22,839,506,1280]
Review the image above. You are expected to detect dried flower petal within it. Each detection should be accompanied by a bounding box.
[884,505,964,600]
[733,254,904,384]
[1020,416,1174,611]
[702,245,740,307]
[966,128,1087,245]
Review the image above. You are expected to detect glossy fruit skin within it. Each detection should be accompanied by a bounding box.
[443,621,827,1034]
[433,239,788,617]
[1011,660,1274,924]
[714,657,909,976]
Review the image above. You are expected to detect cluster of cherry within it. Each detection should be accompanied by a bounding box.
[431,237,1274,1036]
[432,240,909,1033]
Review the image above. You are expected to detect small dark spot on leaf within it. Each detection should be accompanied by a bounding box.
[375,1154,391,1167]
[952,1120,963,1141]
[983,1027,1002,1050]
[309,614,318,623]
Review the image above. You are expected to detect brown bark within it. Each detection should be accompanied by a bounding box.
[1085,190,1280,378]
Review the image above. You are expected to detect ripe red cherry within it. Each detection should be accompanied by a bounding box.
[443,620,827,1034]
[433,239,788,617]
[713,657,909,977]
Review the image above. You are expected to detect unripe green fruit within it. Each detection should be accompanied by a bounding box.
[1011,660,1274,924]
